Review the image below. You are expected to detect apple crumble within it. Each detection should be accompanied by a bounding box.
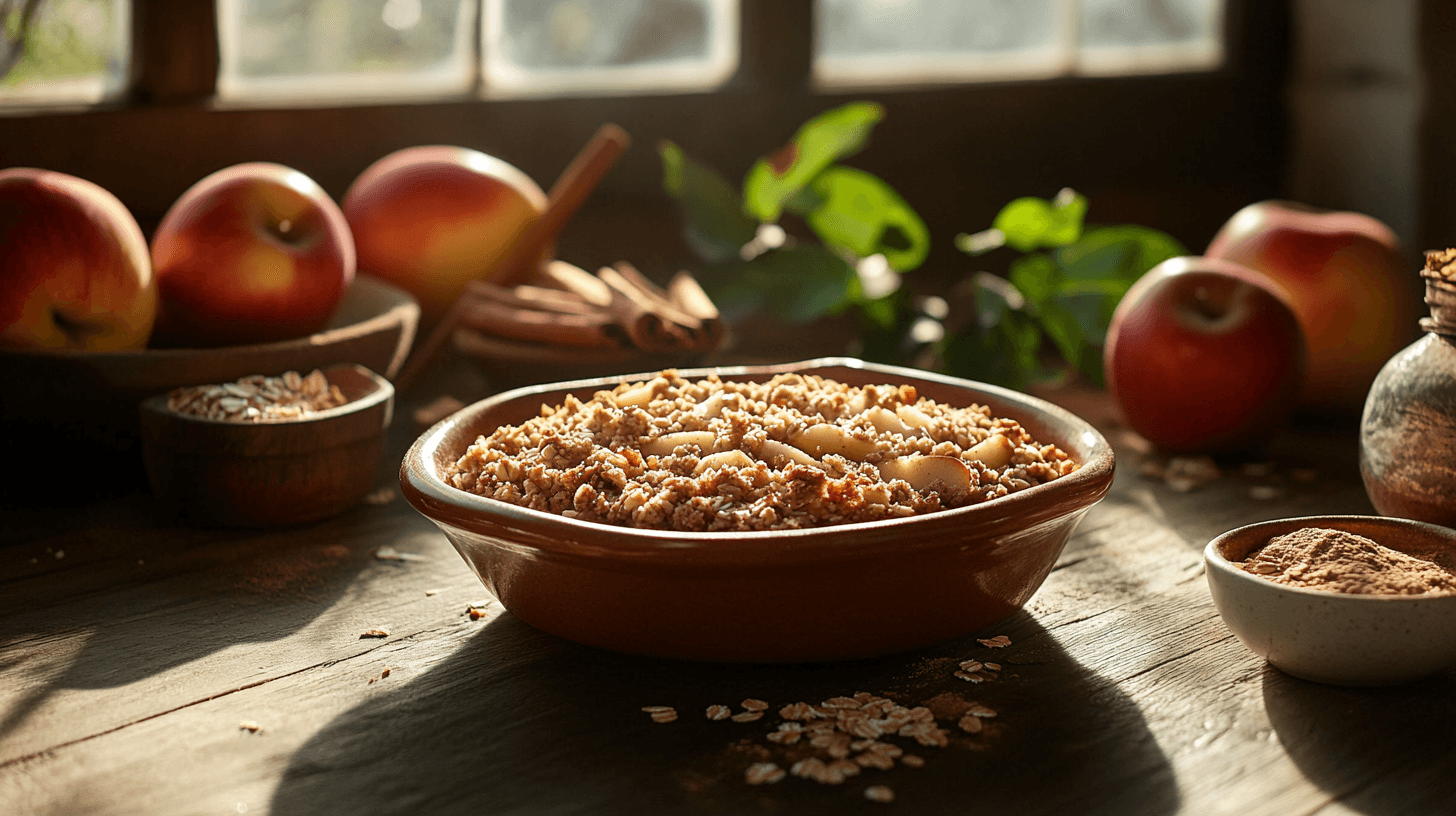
[446,371,1078,532]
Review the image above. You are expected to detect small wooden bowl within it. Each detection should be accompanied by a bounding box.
[139,364,394,528]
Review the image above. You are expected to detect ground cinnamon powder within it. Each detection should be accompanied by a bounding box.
[1240,527,1456,595]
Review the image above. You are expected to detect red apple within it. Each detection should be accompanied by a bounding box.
[150,162,355,348]
[343,146,547,320]
[1205,201,1420,413]
[1104,256,1306,453]
[0,167,156,350]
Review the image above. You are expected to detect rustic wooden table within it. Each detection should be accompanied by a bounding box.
[3,383,1452,816]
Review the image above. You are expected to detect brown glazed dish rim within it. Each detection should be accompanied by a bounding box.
[400,357,1116,562]
[1205,514,1456,603]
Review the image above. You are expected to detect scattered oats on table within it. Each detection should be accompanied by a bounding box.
[864,784,896,803]
[745,762,786,785]
[446,370,1078,532]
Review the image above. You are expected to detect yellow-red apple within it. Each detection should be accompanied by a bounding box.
[0,167,156,350]
[1205,201,1420,413]
[150,162,355,348]
[343,146,546,320]
[1105,256,1306,453]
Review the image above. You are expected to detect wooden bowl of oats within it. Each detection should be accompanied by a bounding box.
[401,358,1115,662]
[139,363,394,527]
[1206,515,1456,686]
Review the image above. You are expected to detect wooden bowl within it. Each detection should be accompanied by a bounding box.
[0,274,417,454]
[400,358,1116,662]
[139,363,394,528]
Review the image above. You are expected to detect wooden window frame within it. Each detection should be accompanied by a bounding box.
[0,0,1289,284]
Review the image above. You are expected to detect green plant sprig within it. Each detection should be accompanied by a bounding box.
[942,189,1186,389]
[659,102,929,333]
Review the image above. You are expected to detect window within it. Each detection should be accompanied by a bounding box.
[214,0,739,102]
[216,0,478,101]
[482,0,739,98]
[814,0,1223,87]
[4,0,1225,106]
[0,0,128,104]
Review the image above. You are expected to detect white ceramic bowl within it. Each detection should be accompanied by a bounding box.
[1205,515,1456,686]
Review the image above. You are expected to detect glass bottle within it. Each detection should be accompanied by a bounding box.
[1359,249,1456,527]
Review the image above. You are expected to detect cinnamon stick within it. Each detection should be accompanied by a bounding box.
[606,261,703,333]
[453,326,642,368]
[534,260,614,307]
[463,280,597,316]
[393,124,631,393]
[667,270,724,349]
[456,299,625,348]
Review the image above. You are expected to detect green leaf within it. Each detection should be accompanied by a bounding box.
[940,312,1045,389]
[972,272,1020,331]
[763,247,858,323]
[692,270,763,323]
[1057,225,1185,284]
[1007,253,1060,308]
[1052,290,1117,348]
[805,166,930,271]
[659,140,758,264]
[991,189,1087,252]
[698,246,857,324]
[852,288,902,330]
[743,102,885,223]
[781,184,826,216]
[1036,301,1087,373]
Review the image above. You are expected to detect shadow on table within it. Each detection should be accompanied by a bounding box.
[270,611,1180,816]
[1263,665,1456,815]
[0,500,402,746]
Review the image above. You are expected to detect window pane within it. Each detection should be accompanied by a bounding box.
[813,0,1225,87]
[815,0,1072,86]
[0,0,129,105]
[482,0,738,97]
[216,0,476,101]
[1077,0,1222,75]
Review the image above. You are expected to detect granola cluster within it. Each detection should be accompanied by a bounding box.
[447,371,1077,532]
[1424,247,1456,282]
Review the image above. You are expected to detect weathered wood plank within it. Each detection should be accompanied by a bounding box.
[0,499,484,764]
[2,403,1450,816]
